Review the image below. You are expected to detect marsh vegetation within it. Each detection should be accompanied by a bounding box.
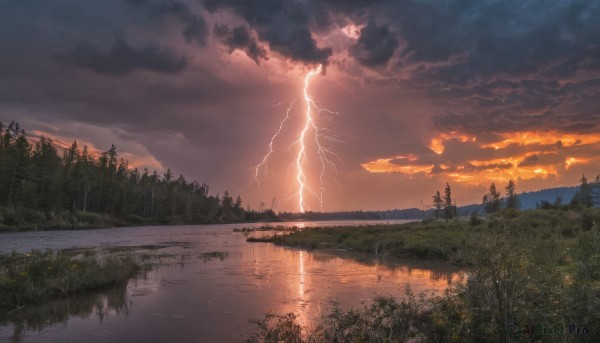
[247,208,600,342]
[0,245,228,312]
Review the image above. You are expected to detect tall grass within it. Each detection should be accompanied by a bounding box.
[248,209,600,342]
[273,209,597,264]
[0,249,139,310]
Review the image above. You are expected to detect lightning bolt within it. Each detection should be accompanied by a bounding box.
[255,64,340,213]
[254,99,296,187]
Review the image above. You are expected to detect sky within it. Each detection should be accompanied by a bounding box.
[1,0,600,212]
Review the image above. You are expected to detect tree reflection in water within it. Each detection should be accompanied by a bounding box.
[0,283,129,342]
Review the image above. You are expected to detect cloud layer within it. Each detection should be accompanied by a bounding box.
[1,0,599,211]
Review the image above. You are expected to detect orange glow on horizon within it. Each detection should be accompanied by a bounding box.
[454,153,559,183]
[29,130,163,170]
[362,129,600,185]
[361,151,566,185]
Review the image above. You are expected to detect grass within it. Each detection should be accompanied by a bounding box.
[234,225,302,233]
[0,244,231,313]
[271,209,596,264]
[247,208,600,342]
[247,290,432,343]
[0,249,139,311]
[247,236,279,243]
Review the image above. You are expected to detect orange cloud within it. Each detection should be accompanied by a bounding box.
[446,153,559,184]
[565,157,590,170]
[364,129,600,186]
[428,131,476,154]
[361,155,433,174]
[481,130,600,150]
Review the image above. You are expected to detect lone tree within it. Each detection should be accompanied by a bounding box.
[505,179,519,209]
[443,183,455,221]
[577,174,593,207]
[579,175,593,207]
[483,182,502,213]
[432,190,443,219]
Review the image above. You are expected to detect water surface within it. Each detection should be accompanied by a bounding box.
[0,220,461,342]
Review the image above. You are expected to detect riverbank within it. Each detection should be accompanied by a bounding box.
[247,208,600,341]
[270,208,600,265]
[0,206,282,233]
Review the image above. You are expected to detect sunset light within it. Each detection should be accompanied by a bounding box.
[480,131,600,150]
[3,1,600,341]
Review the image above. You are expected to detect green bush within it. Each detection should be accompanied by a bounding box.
[256,209,600,342]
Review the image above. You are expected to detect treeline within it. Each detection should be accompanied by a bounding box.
[0,121,276,230]
[571,174,600,207]
[279,178,600,223]
[480,176,600,213]
[479,179,520,214]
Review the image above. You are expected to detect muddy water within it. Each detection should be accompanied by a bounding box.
[0,221,462,342]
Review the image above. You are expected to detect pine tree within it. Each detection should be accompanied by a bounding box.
[579,174,593,207]
[0,122,256,227]
[432,191,443,219]
[483,183,501,213]
[443,183,454,221]
[505,180,519,209]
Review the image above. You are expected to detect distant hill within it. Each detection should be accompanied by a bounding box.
[455,186,579,216]
[279,185,584,221]
[518,186,579,210]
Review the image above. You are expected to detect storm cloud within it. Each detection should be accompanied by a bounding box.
[350,21,398,67]
[127,0,208,45]
[2,0,600,211]
[213,24,268,65]
[204,0,332,65]
[71,39,187,75]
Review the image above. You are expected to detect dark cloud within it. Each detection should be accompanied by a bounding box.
[351,21,398,67]
[430,164,444,174]
[329,0,599,136]
[3,0,600,211]
[465,162,513,171]
[127,0,208,45]
[389,0,600,80]
[518,154,540,167]
[518,153,563,167]
[432,76,600,133]
[204,0,332,65]
[155,1,208,45]
[70,39,187,75]
[213,24,268,65]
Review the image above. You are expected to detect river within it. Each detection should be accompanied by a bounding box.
[0,220,462,342]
